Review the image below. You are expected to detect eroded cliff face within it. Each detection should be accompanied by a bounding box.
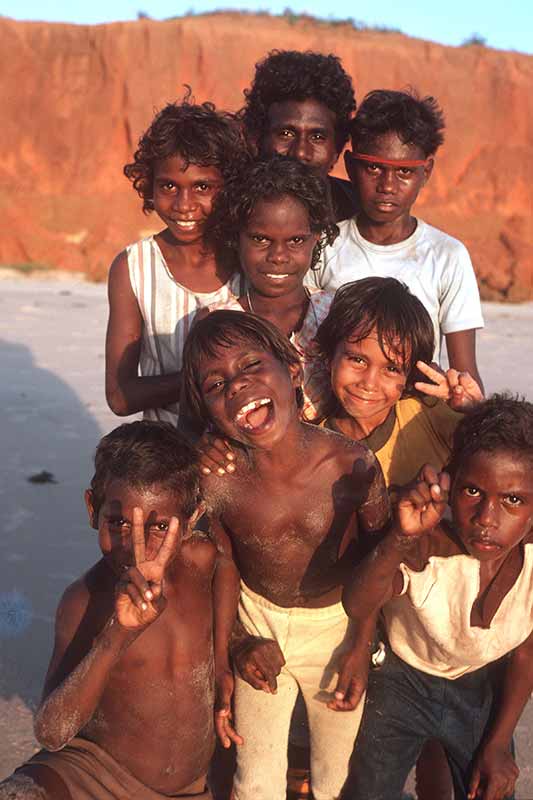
[2,13,532,297]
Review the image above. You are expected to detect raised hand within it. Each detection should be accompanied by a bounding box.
[232,636,285,693]
[396,469,450,539]
[115,508,180,630]
[414,361,484,410]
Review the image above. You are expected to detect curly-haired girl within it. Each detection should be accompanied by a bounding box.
[105,96,247,426]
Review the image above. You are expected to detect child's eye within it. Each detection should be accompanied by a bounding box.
[152,521,170,532]
[504,494,523,506]
[288,236,305,246]
[195,182,213,192]
[346,354,365,365]
[398,168,414,177]
[251,235,269,244]
[205,379,225,394]
[366,163,382,174]
[278,129,294,139]
[109,517,130,528]
[310,132,326,142]
[386,364,404,375]
[464,487,480,497]
[160,181,176,192]
[243,360,261,371]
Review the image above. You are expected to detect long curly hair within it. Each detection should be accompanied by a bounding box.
[124,93,247,213]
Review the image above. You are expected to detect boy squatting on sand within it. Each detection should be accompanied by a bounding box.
[181,310,391,800]
[341,395,533,800]
[0,422,218,800]
[306,89,484,386]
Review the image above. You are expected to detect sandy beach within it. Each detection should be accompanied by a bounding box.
[0,274,532,795]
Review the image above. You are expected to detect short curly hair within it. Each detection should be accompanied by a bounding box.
[90,421,200,519]
[206,155,338,270]
[351,89,445,157]
[124,95,246,213]
[448,394,533,480]
[241,50,356,154]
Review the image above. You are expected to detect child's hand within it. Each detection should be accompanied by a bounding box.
[198,432,236,477]
[214,668,243,749]
[396,468,450,539]
[115,508,179,630]
[233,636,285,693]
[327,644,370,712]
[467,741,519,800]
[415,361,484,410]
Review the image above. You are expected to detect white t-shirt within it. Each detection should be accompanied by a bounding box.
[304,217,484,364]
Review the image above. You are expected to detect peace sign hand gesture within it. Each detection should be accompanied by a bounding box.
[115,507,180,631]
[414,361,484,411]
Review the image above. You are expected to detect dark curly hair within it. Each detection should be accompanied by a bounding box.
[124,94,247,213]
[316,277,435,394]
[206,155,338,270]
[241,50,356,153]
[351,89,445,157]
[448,394,533,480]
[90,421,200,518]
[182,310,303,431]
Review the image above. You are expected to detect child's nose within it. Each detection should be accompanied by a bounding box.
[227,372,249,399]
[475,497,498,528]
[268,241,290,264]
[172,188,196,212]
[292,134,313,164]
[377,168,397,194]
[359,366,379,390]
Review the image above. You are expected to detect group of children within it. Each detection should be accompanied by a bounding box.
[2,49,532,800]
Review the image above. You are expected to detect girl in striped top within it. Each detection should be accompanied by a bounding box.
[105,98,247,426]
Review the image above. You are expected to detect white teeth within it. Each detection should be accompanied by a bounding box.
[266,273,289,279]
[174,220,196,228]
[235,397,271,421]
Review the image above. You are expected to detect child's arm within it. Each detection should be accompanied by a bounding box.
[209,517,244,749]
[105,252,181,416]
[414,360,484,411]
[445,329,484,392]
[34,512,179,751]
[344,471,449,621]
[467,630,533,800]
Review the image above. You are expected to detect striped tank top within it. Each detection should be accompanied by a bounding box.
[127,236,244,426]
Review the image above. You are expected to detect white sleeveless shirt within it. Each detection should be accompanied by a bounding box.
[127,236,244,426]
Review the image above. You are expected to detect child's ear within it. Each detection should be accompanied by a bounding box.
[289,362,303,389]
[185,501,207,535]
[343,150,358,185]
[84,489,98,530]
[422,157,434,184]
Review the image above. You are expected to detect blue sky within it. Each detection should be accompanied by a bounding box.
[2,0,531,55]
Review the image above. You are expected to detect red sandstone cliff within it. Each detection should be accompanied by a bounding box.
[1,12,532,298]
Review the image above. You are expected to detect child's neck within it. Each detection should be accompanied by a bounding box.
[356,213,418,246]
[156,230,234,291]
[329,408,387,441]
[243,285,310,338]
[247,419,310,476]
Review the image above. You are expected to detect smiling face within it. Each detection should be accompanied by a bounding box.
[152,155,223,244]
[330,329,408,436]
[451,450,533,564]
[346,131,433,230]
[238,195,319,299]
[261,99,339,177]
[86,479,188,575]
[198,341,301,449]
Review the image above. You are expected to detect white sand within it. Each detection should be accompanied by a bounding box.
[0,275,532,794]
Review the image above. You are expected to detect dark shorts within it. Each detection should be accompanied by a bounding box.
[341,648,505,800]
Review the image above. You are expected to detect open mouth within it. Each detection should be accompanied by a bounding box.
[171,219,199,231]
[261,272,292,281]
[234,397,274,433]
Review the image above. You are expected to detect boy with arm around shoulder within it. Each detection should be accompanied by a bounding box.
[181,310,390,800]
[0,422,218,799]
[341,395,533,800]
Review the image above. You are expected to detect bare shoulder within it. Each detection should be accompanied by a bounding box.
[201,457,247,516]
[56,561,113,631]
[304,424,376,473]
[181,530,218,574]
